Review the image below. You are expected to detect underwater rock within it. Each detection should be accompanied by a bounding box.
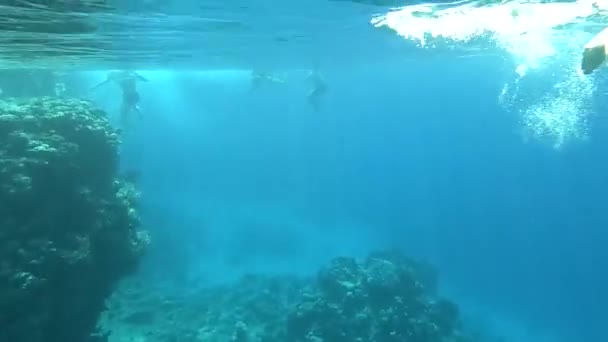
[0,97,148,342]
[286,252,461,342]
[99,251,469,342]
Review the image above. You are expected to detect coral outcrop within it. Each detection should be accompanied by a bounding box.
[100,250,471,342]
[287,251,457,342]
[0,97,148,342]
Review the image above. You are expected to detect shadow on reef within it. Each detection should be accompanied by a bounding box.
[100,250,481,342]
[0,97,149,342]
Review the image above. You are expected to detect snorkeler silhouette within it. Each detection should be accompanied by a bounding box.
[306,69,327,112]
[91,70,148,125]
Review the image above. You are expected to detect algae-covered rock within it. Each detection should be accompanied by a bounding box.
[0,97,148,342]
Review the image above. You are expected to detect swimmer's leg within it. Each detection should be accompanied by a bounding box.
[308,94,320,112]
[120,90,142,125]
[120,103,132,128]
[250,73,262,91]
[134,105,143,120]
[307,89,323,112]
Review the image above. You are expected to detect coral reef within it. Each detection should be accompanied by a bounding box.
[288,251,457,342]
[100,251,470,342]
[0,97,148,342]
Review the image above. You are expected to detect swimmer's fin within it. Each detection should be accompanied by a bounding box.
[582,27,608,75]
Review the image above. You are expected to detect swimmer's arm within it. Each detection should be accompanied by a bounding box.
[133,72,149,82]
[90,79,110,91]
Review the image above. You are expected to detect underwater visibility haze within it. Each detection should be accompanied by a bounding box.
[0,0,607,342]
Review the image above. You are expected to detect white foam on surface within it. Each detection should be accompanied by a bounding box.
[372,0,604,147]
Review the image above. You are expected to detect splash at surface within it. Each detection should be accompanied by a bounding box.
[372,0,606,148]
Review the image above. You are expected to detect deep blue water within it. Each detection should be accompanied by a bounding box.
[89,45,608,342]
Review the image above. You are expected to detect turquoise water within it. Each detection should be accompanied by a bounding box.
[1,1,607,342]
[0,0,414,69]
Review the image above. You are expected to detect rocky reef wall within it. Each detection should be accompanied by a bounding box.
[0,97,148,342]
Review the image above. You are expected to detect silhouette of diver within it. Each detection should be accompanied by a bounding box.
[306,69,327,112]
[91,70,148,126]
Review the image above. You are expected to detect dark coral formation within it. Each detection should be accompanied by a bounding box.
[0,97,148,342]
[100,251,470,342]
[288,251,459,342]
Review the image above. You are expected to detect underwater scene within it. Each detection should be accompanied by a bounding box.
[1,0,607,341]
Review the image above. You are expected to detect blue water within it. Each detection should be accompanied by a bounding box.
[69,2,608,341]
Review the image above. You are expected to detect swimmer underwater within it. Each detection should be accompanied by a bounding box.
[91,70,148,126]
